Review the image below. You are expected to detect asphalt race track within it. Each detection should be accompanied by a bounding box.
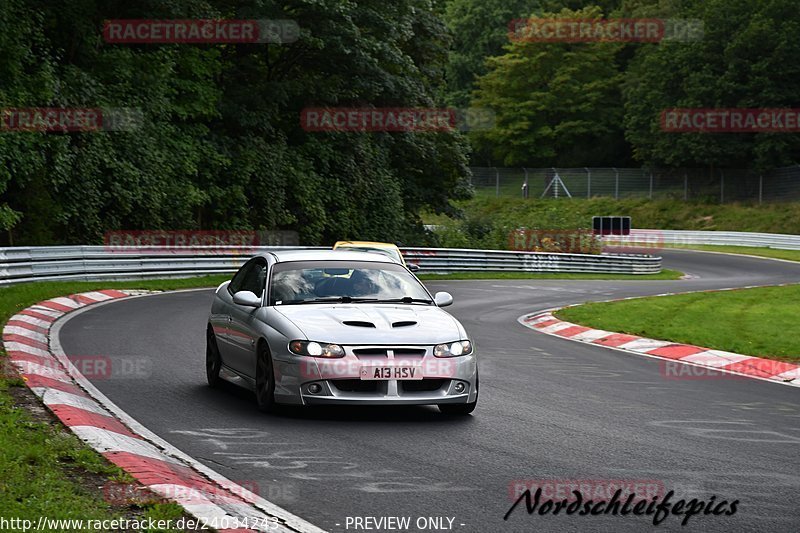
[59,250,800,533]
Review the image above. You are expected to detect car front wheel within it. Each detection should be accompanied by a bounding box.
[255,343,276,412]
[206,327,222,387]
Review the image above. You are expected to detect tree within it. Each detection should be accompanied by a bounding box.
[623,0,800,170]
[0,0,471,245]
[469,6,628,166]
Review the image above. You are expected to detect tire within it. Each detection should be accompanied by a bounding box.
[438,373,478,416]
[255,343,277,413]
[206,327,222,387]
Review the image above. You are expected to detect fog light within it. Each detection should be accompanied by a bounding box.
[454,382,466,393]
[308,383,322,394]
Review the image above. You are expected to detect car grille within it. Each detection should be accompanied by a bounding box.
[401,379,447,393]
[351,347,427,360]
[330,380,379,393]
[353,348,388,357]
[327,347,444,396]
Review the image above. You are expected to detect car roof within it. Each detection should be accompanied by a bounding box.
[267,249,396,264]
[333,241,400,250]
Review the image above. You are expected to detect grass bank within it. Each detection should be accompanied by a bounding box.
[556,285,800,363]
[424,197,800,250]
[662,244,800,263]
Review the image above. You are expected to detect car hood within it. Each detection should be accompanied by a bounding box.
[274,304,464,345]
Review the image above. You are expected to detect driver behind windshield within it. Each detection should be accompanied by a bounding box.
[349,269,379,297]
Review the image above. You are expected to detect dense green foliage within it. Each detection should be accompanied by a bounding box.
[0,0,471,245]
[623,0,800,170]
[462,0,800,169]
[3,1,800,246]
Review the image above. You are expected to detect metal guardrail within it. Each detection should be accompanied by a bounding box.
[606,229,800,251]
[0,245,661,285]
[401,248,660,274]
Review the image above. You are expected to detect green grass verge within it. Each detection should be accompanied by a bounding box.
[0,275,229,531]
[430,197,800,234]
[663,244,800,263]
[418,269,683,281]
[556,285,800,363]
[423,197,800,251]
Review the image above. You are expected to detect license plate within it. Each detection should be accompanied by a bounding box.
[360,365,423,380]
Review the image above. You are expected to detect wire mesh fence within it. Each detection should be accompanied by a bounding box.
[469,166,800,203]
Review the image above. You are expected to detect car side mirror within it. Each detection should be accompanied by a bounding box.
[434,291,453,307]
[233,290,261,307]
[408,263,420,272]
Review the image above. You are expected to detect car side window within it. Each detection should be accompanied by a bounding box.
[228,260,266,296]
[228,262,253,295]
[241,262,267,296]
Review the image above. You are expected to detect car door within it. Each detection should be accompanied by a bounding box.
[211,262,251,364]
[227,258,267,377]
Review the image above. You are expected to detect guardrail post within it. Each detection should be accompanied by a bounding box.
[613,167,619,199]
[495,167,499,197]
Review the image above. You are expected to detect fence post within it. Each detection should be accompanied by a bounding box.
[613,167,619,199]
[522,167,529,199]
[720,169,724,203]
[649,172,653,199]
[585,167,591,198]
[553,167,560,199]
[494,167,499,197]
[759,174,763,205]
[684,172,688,201]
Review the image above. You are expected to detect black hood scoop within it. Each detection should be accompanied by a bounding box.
[343,320,376,328]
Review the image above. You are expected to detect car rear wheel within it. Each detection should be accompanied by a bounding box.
[255,343,276,412]
[438,373,478,416]
[206,327,222,387]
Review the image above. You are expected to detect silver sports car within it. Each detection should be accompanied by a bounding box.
[206,250,478,415]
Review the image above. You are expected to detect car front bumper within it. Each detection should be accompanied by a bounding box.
[273,346,478,406]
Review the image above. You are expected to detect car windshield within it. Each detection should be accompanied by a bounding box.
[338,246,403,264]
[269,260,429,305]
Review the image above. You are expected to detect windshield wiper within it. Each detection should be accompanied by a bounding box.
[282,296,379,305]
[372,297,433,304]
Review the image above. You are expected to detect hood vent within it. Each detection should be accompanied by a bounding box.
[343,320,376,328]
[392,321,417,328]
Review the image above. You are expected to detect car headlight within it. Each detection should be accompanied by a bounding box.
[289,340,345,358]
[433,340,472,358]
